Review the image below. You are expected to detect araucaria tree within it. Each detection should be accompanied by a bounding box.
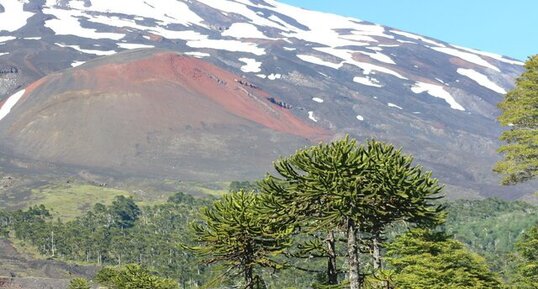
[190,191,291,289]
[495,54,538,184]
[95,264,178,289]
[260,137,444,289]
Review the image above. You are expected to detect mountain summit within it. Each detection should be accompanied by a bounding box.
[0,0,532,198]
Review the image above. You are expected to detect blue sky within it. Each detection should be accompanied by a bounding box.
[279,0,537,61]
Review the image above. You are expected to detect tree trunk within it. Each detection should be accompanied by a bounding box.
[373,234,381,270]
[372,232,388,288]
[245,241,254,289]
[245,265,254,289]
[50,230,55,257]
[347,219,361,289]
[326,230,338,285]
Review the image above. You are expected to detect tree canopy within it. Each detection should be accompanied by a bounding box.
[260,137,444,288]
[68,277,91,289]
[385,229,504,289]
[512,224,538,288]
[495,54,538,184]
[190,190,291,289]
[95,264,178,289]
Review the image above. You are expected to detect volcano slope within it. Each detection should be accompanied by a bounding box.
[0,0,535,199]
[0,49,326,180]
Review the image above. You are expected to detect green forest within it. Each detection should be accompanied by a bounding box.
[0,139,537,288]
[1,182,538,288]
[0,54,537,289]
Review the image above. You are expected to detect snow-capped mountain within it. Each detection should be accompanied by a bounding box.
[0,0,532,198]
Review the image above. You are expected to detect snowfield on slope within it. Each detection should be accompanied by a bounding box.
[0,90,25,121]
[411,82,465,111]
[457,68,507,94]
[0,0,34,32]
[6,0,514,83]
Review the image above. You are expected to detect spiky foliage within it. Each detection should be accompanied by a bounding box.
[190,190,292,289]
[385,229,504,289]
[358,141,445,271]
[260,136,445,288]
[95,264,178,289]
[261,138,443,231]
[68,278,91,289]
[495,55,538,185]
[360,140,445,227]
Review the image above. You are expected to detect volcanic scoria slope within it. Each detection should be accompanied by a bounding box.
[0,49,325,179]
[0,0,534,198]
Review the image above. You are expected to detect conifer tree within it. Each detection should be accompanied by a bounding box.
[495,55,538,184]
[68,277,91,289]
[260,137,444,289]
[385,229,504,289]
[190,191,291,289]
[359,141,445,270]
[95,264,178,289]
[110,196,141,229]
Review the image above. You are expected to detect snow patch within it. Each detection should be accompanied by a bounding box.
[308,111,318,122]
[86,14,205,41]
[277,4,393,48]
[411,81,465,111]
[387,103,403,110]
[357,51,395,64]
[0,0,34,32]
[267,73,281,80]
[185,52,210,58]
[353,76,383,87]
[457,68,507,94]
[366,46,384,51]
[196,0,288,30]
[56,43,116,56]
[239,58,262,73]
[44,0,207,43]
[71,61,85,67]
[435,78,447,85]
[297,54,342,69]
[117,43,155,49]
[431,47,500,72]
[222,23,271,39]
[201,0,396,64]
[61,0,205,27]
[338,33,376,44]
[283,47,296,51]
[187,39,265,55]
[44,8,125,40]
[313,47,408,79]
[0,36,16,42]
[396,39,416,44]
[391,30,446,47]
[0,89,25,121]
[452,45,524,66]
